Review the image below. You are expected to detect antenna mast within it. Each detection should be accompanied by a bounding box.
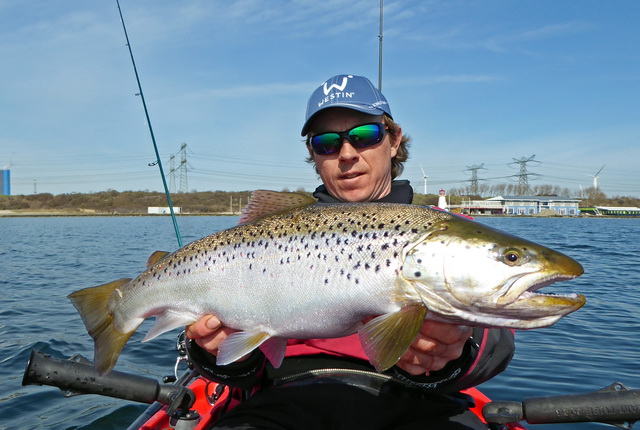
[378,0,383,91]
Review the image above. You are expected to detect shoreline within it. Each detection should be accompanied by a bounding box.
[1,209,637,219]
[0,210,241,218]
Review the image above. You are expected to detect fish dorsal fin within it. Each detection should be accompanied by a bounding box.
[238,190,316,225]
[147,251,171,268]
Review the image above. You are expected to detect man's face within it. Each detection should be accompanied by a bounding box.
[308,108,402,203]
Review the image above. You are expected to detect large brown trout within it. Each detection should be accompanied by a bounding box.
[69,190,585,375]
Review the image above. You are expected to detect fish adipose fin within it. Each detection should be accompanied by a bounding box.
[146,250,171,268]
[238,190,316,225]
[143,311,199,342]
[216,331,274,366]
[358,303,427,372]
[68,279,137,375]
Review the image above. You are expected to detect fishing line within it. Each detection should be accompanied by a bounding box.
[115,0,183,247]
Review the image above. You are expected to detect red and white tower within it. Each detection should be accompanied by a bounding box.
[438,189,448,211]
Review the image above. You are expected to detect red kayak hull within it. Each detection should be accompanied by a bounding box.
[136,376,526,430]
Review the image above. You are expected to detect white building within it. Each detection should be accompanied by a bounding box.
[148,207,182,215]
[460,196,581,216]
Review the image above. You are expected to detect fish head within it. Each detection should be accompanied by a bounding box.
[401,216,585,329]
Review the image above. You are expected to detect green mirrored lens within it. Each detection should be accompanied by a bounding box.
[311,133,341,154]
[348,124,382,147]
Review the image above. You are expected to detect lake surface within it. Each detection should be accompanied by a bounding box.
[1,215,638,429]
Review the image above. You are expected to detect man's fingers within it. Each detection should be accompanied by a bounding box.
[185,315,221,339]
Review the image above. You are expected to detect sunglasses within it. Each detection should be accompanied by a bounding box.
[309,122,389,155]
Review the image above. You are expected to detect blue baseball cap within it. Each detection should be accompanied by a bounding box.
[301,74,392,136]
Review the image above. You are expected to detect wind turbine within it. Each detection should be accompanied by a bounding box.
[586,164,605,190]
[419,163,429,195]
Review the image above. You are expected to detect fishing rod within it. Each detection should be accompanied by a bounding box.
[115,0,183,247]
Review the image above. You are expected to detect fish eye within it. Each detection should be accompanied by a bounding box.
[503,249,521,266]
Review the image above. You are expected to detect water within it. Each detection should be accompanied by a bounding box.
[1,215,639,429]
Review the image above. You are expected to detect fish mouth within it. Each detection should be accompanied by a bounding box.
[497,272,586,313]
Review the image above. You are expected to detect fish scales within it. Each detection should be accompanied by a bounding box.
[69,190,585,375]
[115,203,452,337]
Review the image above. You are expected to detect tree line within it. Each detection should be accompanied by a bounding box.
[1,186,638,214]
[0,190,256,214]
[446,183,639,207]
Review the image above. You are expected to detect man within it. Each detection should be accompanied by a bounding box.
[186,74,515,429]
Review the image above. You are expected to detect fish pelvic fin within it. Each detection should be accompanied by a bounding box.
[68,279,136,375]
[216,331,273,366]
[238,190,316,225]
[358,302,427,372]
[146,250,171,268]
[259,337,288,368]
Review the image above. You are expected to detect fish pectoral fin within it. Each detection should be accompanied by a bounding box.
[68,278,136,375]
[143,311,199,342]
[146,251,171,268]
[259,337,288,368]
[358,303,427,372]
[216,331,271,366]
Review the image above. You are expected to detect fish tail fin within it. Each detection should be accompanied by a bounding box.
[68,278,135,375]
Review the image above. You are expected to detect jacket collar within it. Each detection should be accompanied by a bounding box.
[312,180,413,205]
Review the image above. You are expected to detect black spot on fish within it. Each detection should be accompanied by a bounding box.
[414,271,421,277]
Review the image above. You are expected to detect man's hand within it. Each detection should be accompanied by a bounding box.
[185,315,240,357]
[396,321,473,376]
[187,316,471,373]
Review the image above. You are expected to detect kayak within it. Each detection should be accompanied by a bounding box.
[128,368,528,430]
[22,349,640,429]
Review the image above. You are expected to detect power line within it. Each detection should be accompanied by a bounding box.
[178,143,188,193]
[508,155,542,194]
[464,163,487,195]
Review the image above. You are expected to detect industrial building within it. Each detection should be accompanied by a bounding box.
[0,170,9,195]
[460,195,581,216]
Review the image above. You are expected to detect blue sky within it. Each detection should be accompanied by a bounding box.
[1,0,638,197]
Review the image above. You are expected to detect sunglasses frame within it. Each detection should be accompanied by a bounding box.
[309,122,389,155]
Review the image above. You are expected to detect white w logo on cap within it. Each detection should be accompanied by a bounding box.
[322,76,349,95]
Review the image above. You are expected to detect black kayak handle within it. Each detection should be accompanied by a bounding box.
[483,382,640,427]
[22,349,196,417]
